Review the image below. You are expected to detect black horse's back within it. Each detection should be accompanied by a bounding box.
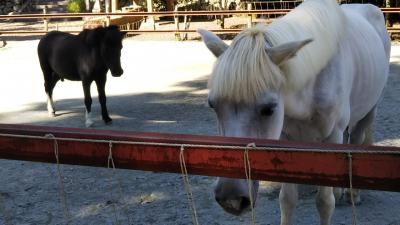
[38,31,82,81]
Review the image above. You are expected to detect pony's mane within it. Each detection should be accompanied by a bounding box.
[208,0,345,103]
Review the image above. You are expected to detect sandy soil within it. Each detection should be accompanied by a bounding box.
[0,35,399,225]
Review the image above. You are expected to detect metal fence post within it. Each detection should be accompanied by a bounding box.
[247,3,252,28]
[43,6,48,32]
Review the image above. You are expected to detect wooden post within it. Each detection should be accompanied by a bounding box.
[166,0,174,11]
[146,0,155,29]
[106,16,111,26]
[247,3,252,28]
[105,0,111,13]
[174,5,181,40]
[43,6,48,32]
[111,0,119,12]
[85,0,90,11]
[92,0,101,13]
[385,0,391,27]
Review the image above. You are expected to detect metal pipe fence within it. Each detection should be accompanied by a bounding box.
[1,8,400,36]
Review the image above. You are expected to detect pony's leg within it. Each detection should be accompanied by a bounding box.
[82,80,94,127]
[44,73,60,117]
[345,106,376,204]
[95,78,112,124]
[279,183,298,225]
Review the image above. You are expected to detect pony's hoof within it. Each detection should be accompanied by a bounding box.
[85,120,94,128]
[104,118,113,125]
[48,112,56,117]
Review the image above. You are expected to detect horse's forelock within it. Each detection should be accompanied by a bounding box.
[208,25,285,104]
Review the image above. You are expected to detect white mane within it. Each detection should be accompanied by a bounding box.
[208,0,346,103]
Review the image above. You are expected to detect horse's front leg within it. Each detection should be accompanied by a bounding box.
[316,128,344,225]
[316,186,335,225]
[95,78,112,124]
[280,183,298,225]
[82,80,94,127]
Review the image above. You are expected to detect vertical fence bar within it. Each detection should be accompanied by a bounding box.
[43,6,48,32]
[247,3,252,28]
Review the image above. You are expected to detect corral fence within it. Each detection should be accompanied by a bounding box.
[1,8,400,39]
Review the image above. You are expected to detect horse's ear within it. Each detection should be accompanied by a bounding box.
[197,29,228,57]
[266,38,313,65]
[84,27,106,46]
[107,25,119,30]
[121,31,128,38]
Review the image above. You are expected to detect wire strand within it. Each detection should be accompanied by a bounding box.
[45,133,72,225]
[179,145,200,225]
[244,143,256,225]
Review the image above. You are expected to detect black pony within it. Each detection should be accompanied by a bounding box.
[37,25,126,127]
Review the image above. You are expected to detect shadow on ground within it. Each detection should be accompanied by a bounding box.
[1,63,400,144]
[0,76,218,136]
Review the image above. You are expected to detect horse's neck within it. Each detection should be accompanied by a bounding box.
[266,0,345,92]
[282,35,355,143]
[282,82,315,120]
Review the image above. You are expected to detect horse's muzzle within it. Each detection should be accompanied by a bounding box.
[215,196,253,216]
[111,69,123,77]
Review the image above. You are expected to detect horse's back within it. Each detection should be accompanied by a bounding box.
[341,4,390,59]
[340,4,390,129]
[38,31,82,80]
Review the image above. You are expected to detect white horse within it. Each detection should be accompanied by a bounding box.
[198,0,390,224]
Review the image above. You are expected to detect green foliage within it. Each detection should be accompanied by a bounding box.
[67,0,86,13]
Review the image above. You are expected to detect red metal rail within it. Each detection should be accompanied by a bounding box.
[0,124,399,192]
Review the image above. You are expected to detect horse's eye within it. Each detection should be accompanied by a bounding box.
[260,103,276,117]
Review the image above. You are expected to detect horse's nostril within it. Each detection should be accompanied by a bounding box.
[240,196,251,210]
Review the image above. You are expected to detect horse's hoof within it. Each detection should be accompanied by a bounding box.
[345,195,361,205]
[333,188,344,202]
[344,190,361,205]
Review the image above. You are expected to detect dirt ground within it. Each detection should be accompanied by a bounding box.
[0,30,400,225]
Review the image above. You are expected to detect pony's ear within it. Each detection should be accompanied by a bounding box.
[266,38,313,65]
[83,27,106,46]
[121,31,128,38]
[197,29,228,57]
